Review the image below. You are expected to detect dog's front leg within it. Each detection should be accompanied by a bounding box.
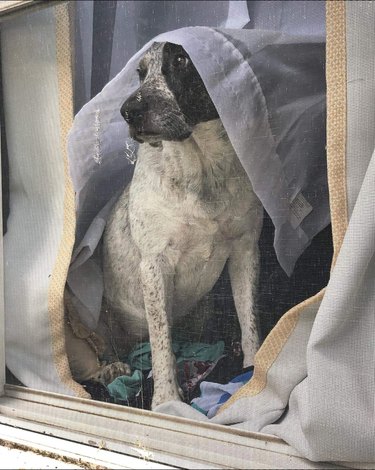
[228,231,261,368]
[140,256,181,409]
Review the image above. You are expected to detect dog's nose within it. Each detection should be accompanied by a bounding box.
[121,95,148,127]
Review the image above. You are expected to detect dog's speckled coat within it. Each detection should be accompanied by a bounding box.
[103,42,263,408]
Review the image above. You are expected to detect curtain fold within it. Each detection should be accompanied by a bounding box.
[2,5,85,396]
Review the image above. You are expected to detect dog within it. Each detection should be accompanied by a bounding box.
[102,42,263,409]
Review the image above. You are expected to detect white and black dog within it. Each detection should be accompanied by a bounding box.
[102,42,263,409]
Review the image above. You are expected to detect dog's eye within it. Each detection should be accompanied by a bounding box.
[173,54,189,69]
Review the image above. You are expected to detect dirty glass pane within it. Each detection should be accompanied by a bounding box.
[1,1,331,421]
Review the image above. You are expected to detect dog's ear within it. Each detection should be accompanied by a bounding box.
[162,43,219,126]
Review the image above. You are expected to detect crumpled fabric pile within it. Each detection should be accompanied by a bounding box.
[84,340,253,414]
[108,341,226,409]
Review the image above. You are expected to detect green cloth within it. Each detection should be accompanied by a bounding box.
[127,341,225,371]
[106,341,225,404]
[107,369,143,404]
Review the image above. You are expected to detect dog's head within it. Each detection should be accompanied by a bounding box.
[121,42,219,144]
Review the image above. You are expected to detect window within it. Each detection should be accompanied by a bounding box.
[1,1,371,468]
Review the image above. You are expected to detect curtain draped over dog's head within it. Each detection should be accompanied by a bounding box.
[67,27,328,330]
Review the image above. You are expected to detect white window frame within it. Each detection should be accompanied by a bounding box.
[0,2,357,468]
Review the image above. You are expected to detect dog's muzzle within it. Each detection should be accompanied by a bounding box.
[121,88,192,143]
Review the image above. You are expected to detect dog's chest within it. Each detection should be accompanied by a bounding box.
[129,121,258,262]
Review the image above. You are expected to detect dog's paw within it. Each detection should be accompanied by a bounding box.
[96,361,132,385]
[151,384,183,410]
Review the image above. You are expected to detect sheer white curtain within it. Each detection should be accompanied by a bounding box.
[73,1,251,116]
[1,7,79,395]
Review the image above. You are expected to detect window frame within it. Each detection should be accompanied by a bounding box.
[0,384,344,469]
[0,1,353,468]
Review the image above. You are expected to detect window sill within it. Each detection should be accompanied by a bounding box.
[0,384,346,469]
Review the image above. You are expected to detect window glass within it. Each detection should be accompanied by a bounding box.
[1,0,330,423]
